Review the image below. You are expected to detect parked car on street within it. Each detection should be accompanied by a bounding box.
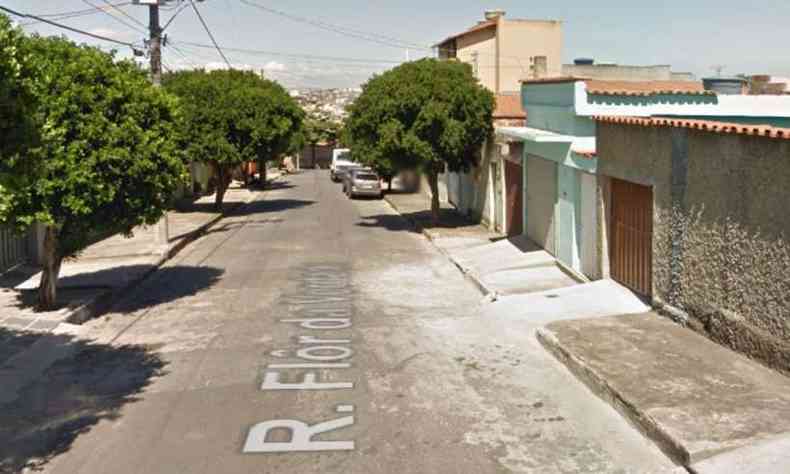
[330,149,361,181]
[343,169,383,199]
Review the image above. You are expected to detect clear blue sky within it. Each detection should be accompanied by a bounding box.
[6,0,790,88]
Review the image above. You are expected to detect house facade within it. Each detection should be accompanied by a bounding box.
[498,77,790,281]
[594,117,790,374]
[447,94,526,235]
[435,10,562,93]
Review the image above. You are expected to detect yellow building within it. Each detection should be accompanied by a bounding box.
[434,10,562,94]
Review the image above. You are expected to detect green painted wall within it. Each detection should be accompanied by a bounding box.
[523,82,596,137]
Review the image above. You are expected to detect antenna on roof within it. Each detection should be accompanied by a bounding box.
[711,65,726,77]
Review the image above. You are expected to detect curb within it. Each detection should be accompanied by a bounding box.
[535,327,692,470]
[63,181,271,326]
[383,194,498,301]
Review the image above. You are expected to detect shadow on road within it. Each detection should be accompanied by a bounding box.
[109,265,225,314]
[235,198,315,215]
[10,266,225,318]
[358,209,482,232]
[0,328,166,473]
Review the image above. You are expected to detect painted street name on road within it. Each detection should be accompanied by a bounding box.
[244,265,356,453]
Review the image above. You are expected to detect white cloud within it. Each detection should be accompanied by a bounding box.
[88,27,136,43]
[263,61,287,72]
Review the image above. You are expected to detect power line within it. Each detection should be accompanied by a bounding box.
[238,0,427,51]
[175,41,402,65]
[0,5,141,50]
[188,0,231,68]
[162,2,191,31]
[19,2,134,26]
[81,0,146,34]
[98,0,148,29]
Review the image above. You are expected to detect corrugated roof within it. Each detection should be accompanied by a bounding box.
[594,116,790,140]
[493,94,526,119]
[434,20,496,47]
[586,80,709,96]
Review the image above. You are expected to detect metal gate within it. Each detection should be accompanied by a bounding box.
[504,160,523,236]
[610,178,653,296]
[0,226,27,274]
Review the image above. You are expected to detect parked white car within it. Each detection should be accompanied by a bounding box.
[330,149,360,181]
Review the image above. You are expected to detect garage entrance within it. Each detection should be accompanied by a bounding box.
[610,178,653,296]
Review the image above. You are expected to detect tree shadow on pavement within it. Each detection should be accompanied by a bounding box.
[357,208,482,232]
[0,328,166,473]
[232,199,315,216]
[11,266,224,317]
[109,265,225,315]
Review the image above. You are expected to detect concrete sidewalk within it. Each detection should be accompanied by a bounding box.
[0,180,266,338]
[384,190,578,299]
[538,312,790,473]
[383,189,501,251]
[385,187,790,473]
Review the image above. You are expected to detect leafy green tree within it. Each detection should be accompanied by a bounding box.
[164,70,304,205]
[304,118,341,167]
[0,30,185,310]
[347,59,494,219]
[0,15,36,162]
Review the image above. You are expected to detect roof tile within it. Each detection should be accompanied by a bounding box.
[434,20,496,47]
[594,116,790,140]
[586,80,710,96]
[493,94,526,119]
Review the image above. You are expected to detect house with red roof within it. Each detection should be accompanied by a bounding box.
[594,115,790,374]
[494,76,790,283]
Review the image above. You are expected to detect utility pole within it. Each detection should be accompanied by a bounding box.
[136,0,169,245]
[149,3,162,86]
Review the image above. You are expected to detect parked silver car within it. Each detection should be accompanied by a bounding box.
[343,169,383,199]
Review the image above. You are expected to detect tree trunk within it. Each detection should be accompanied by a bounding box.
[214,165,231,213]
[260,161,267,185]
[387,176,393,191]
[311,144,317,168]
[427,171,440,223]
[38,225,62,311]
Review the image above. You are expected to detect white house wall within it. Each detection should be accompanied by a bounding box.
[580,172,599,279]
[526,155,557,255]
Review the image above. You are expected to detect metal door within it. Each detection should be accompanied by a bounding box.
[491,162,504,233]
[557,165,580,271]
[610,178,653,296]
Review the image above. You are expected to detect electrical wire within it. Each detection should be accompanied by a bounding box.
[19,2,134,26]
[188,0,232,68]
[162,2,191,31]
[98,0,147,29]
[174,41,402,65]
[238,0,427,51]
[81,0,146,34]
[0,5,141,50]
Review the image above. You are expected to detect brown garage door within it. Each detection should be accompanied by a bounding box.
[504,160,523,236]
[610,178,653,296]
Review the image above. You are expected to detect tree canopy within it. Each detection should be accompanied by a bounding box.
[0,16,36,162]
[163,69,304,208]
[0,25,185,309]
[346,58,494,217]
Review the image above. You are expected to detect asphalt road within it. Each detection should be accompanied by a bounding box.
[39,170,679,474]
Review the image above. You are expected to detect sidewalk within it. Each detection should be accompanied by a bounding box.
[0,180,267,340]
[538,312,790,473]
[384,189,578,299]
[386,187,790,473]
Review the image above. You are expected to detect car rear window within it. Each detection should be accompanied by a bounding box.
[356,174,379,181]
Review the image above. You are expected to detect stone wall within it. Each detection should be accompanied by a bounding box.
[598,121,790,374]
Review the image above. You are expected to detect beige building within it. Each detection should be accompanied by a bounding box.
[434,10,562,93]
